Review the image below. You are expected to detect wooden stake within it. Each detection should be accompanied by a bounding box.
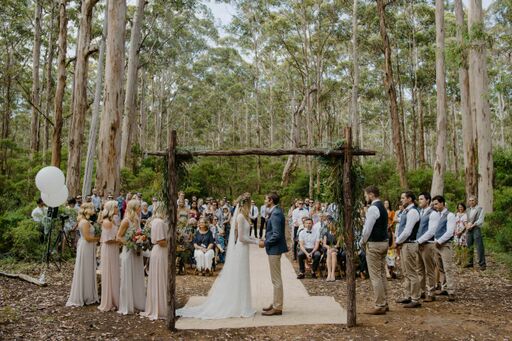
[166,130,177,330]
[343,126,356,327]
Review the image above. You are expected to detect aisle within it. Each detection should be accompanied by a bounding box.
[175,244,347,330]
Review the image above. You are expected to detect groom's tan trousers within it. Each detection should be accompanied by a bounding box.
[268,254,283,310]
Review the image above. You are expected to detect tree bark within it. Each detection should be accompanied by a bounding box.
[376,0,408,188]
[96,0,126,196]
[139,70,147,151]
[418,90,426,166]
[430,0,448,197]
[166,130,177,330]
[82,0,108,197]
[455,0,477,197]
[350,0,360,147]
[30,1,43,153]
[66,0,99,197]
[468,0,493,212]
[51,0,68,168]
[1,46,13,173]
[43,5,56,158]
[120,0,146,168]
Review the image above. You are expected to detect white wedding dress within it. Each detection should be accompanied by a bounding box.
[176,206,259,319]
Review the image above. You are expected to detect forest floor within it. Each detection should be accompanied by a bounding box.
[1,251,512,341]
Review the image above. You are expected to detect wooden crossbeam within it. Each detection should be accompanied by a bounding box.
[147,147,375,158]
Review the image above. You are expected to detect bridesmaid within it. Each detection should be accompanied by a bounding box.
[141,202,168,320]
[66,202,100,307]
[98,201,121,312]
[117,199,146,314]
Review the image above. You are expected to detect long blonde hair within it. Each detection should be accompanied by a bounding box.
[100,200,118,223]
[78,202,95,222]
[125,199,141,224]
[145,201,167,230]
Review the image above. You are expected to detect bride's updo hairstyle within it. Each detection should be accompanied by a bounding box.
[236,192,252,220]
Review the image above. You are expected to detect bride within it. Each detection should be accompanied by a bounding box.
[176,193,260,319]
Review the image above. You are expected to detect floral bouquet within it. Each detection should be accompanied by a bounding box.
[126,228,151,255]
[93,222,102,238]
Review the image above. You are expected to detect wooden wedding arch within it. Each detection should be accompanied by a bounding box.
[148,127,375,330]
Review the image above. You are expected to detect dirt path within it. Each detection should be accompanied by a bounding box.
[1,254,511,340]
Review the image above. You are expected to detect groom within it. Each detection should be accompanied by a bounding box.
[259,192,288,316]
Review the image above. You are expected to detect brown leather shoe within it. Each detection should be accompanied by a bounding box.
[262,304,273,312]
[364,307,386,315]
[262,308,282,316]
[396,297,411,304]
[448,294,456,302]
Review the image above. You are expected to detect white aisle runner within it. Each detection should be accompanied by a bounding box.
[175,244,347,330]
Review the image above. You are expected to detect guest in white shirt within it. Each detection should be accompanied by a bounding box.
[91,188,102,212]
[297,218,321,279]
[259,203,267,239]
[31,198,47,223]
[432,195,457,301]
[292,200,310,261]
[249,200,259,237]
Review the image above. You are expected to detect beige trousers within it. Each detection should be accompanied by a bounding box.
[268,254,283,310]
[401,243,421,301]
[418,243,437,295]
[366,241,389,307]
[435,243,456,295]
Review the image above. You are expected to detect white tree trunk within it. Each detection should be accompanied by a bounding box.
[120,0,146,168]
[82,0,108,197]
[30,1,43,153]
[455,0,477,198]
[430,0,448,196]
[468,0,493,212]
[66,0,99,197]
[96,0,126,196]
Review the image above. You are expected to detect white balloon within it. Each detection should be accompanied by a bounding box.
[35,166,65,194]
[42,185,69,208]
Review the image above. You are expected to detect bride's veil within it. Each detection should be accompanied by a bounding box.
[176,201,254,318]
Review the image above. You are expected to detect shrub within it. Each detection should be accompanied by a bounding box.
[9,219,44,260]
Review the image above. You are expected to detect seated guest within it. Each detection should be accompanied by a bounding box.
[323,220,339,282]
[193,217,215,276]
[297,218,321,279]
[66,203,100,307]
[176,218,196,274]
[210,216,226,263]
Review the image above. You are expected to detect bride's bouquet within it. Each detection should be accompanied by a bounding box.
[126,227,151,255]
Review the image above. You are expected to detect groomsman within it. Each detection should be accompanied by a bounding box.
[416,192,437,302]
[360,186,389,315]
[432,195,457,301]
[249,200,259,237]
[395,191,422,308]
[465,195,487,270]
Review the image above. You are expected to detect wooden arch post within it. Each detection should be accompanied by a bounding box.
[166,130,178,330]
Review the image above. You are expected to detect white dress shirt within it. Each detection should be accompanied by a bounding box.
[260,205,267,219]
[396,203,420,244]
[435,208,456,245]
[292,207,309,227]
[360,199,381,245]
[299,228,320,249]
[249,205,259,220]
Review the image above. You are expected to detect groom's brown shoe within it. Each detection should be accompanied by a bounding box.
[262,308,282,316]
[262,304,273,312]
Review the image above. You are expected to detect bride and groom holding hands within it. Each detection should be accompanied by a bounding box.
[177,191,288,319]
